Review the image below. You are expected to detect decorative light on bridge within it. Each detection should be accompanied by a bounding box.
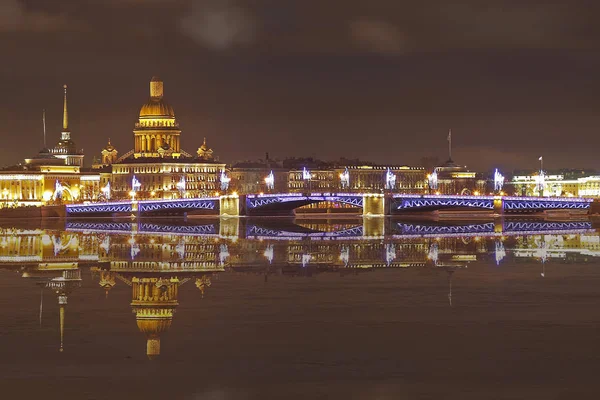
[340,168,350,189]
[220,170,231,191]
[535,171,546,195]
[385,168,396,190]
[131,175,141,192]
[53,180,64,201]
[494,169,505,192]
[302,167,312,181]
[427,171,438,190]
[100,181,111,200]
[264,171,275,191]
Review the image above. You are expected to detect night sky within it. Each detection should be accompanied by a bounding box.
[2,0,600,171]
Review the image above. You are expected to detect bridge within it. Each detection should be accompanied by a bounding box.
[64,193,594,217]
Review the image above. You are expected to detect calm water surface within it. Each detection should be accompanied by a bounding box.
[2,218,600,399]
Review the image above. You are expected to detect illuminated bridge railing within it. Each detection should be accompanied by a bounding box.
[138,197,218,213]
[502,196,592,211]
[66,201,132,214]
[246,193,364,209]
[392,194,495,211]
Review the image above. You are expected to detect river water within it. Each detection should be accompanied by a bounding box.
[1,217,600,399]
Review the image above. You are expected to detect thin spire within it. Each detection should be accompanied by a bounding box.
[42,109,47,148]
[447,129,452,161]
[62,84,69,131]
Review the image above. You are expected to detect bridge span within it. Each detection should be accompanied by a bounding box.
[65,193,594,217]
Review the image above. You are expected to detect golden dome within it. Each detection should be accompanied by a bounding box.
[139,99,175,118]
[139,76,175,118]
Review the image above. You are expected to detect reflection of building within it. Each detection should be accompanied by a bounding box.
[95,77,226,199]
[90,232,225,358]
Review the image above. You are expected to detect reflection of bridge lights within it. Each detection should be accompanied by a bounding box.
[495,240,506,265]
[219,244,230,266]
[428,243,439,264]
[339,245,350,266]
[176,240,186,259]
[99,236,110,253]
[385,243,396,266]
[263,244,274,264]
[302,253,312,267]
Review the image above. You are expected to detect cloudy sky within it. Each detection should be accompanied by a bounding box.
[1,0,599,171]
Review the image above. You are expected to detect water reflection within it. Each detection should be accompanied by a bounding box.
[1,218,599,358]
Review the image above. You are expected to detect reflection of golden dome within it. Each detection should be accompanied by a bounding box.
[134,308,175,360]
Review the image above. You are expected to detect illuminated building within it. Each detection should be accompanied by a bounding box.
[230,154,288,194]
[333,166,426,193]
[46,85,84,167]
[511,169,597,197]
[430,160,485,195]
[96,77,226,199]
[0,85,98,205]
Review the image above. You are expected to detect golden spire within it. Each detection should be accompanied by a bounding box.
[62,84,69,132]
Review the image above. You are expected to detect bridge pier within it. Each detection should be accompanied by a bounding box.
[220,194,242,217]
[494,197,504,215]
[363,194,385,216]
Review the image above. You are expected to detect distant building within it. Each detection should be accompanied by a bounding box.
[429,159,485,195]
[511,169,598,197]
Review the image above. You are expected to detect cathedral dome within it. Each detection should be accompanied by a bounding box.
[139,99,175,118]
[139,76,175,118]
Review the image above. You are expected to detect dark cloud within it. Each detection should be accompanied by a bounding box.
[0,0,69,32]
[0,1,598,170]
[179,0,256,49]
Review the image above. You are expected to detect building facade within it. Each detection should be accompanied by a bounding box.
[96,77,226,200]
